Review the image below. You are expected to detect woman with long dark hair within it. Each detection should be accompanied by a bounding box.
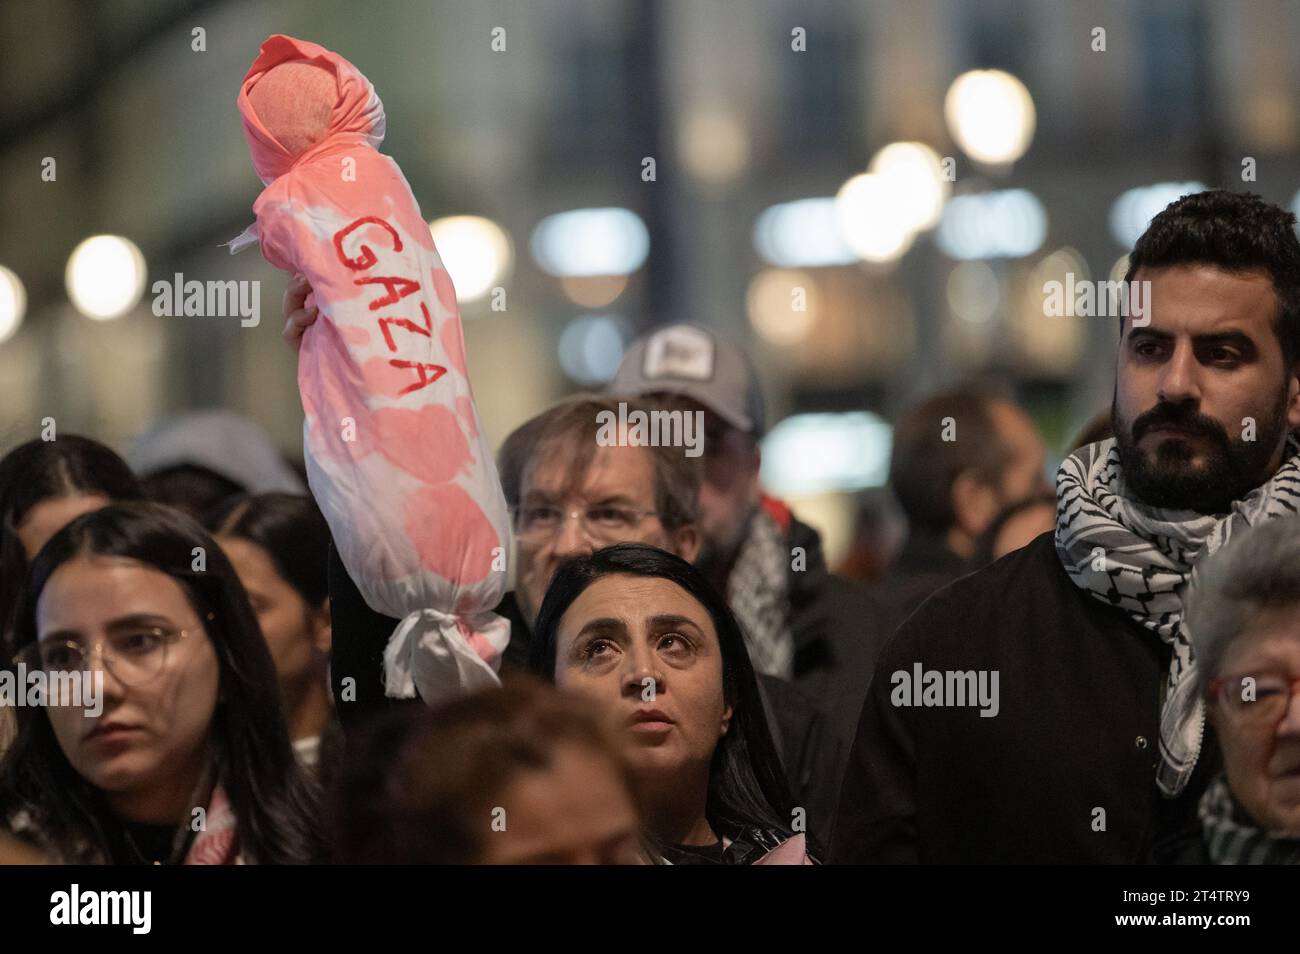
[0,435,143,650]
[207,493,336,773]
[0,502,323,864]
[531,542,815,864]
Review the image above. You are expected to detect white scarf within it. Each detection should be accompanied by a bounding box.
[1055,434,1300,796]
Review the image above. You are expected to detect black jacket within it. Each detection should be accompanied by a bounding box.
[781,514,893,781]
[831,531,1221,864]
[871,530,972,625]
[326,544,843,837]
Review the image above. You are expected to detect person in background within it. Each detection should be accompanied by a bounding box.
[0,435,144,646]
[127,409,305,521]
[834,190,1300,864]
[333,676,643,864]
[0,435,144,756]
[531,543,815,864]
[609,323,886,766]
[881,385,1050,620]
[1153,517,1300,863]
[282,287,843,834]
[971,492,1059,568]
[0,502,322,864]
[836,488,906,583]
[207,493,338,776]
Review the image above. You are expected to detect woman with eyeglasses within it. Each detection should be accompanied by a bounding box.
[1153,516,1300,864]
[530,543,816,864]
[0,435,144,758]
[0,502,323,864]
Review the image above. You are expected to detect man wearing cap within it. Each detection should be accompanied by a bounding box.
[611,324,889,762]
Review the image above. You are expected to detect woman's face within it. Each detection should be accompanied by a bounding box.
[553,575,732,784]
[1211,605,1300,834]
[216,535,329,688]
[36,554,220,819]
[16,494,109,559]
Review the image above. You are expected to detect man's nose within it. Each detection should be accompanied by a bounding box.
[1276,684,1300,736]
[1156,341,1201,405]
[552,511,595,558]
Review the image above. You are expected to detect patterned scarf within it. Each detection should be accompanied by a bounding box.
[1055,434,1300,796]
[6,781,242,864]
[1199,775,1300,864]
[183,784,241,865]
[727,508,795,680]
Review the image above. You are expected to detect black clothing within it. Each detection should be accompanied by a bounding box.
[1148,825,1212,864]
[658,826,800,865]
[832,531,1221,864]
[785,516,894,760]
[107,820,193,866]
[872,530,971,624]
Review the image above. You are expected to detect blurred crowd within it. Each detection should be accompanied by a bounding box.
[2,190,1300,865]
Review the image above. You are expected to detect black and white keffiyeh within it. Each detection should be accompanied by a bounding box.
[727,508,795,681]
[1199,775,1300,864]
[1055,434,1300,797]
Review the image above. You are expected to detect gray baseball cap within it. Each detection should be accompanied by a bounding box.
[609,323,765,436]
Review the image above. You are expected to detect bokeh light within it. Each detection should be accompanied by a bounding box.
[0,265,26,344]
[747,268,818,345]
[944,69,1036,164]
[867,141,950,232]
[428,215,513,303]
[532,208,649,278]
[753,198,857,268]
[834,172,916,263]
[557,314,628,385]
[65,235,146,320]
[936,189,1047,260]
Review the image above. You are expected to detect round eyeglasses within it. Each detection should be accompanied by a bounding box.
[13,619,209,688]
[1206,672,1300,729]
[512,504,661,545]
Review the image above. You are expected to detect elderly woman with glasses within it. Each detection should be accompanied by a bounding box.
[1155,516,1300,864]
[0,502,322,864]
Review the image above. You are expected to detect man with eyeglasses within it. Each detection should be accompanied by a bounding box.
[324,392,843,833]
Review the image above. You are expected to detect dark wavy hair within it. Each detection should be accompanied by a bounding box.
[206,493,331,608]
[1124,190,1300,364]
[0,502,324,864]
[529,543,796,845]
[331,675,635,863]
[0,435,143,655]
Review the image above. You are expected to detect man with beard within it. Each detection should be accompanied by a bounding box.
[832,190,1300,863]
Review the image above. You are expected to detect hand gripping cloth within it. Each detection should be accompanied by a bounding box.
[232,35,510,705]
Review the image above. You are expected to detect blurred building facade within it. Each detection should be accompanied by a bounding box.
[3,0,1300,559]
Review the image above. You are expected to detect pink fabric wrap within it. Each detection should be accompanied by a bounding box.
[234,34,510,704]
